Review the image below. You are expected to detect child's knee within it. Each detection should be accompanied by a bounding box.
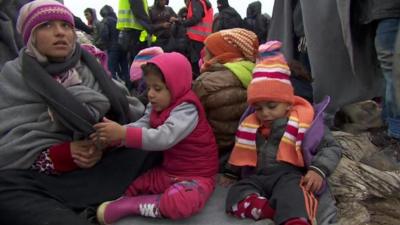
[159,181,207,219]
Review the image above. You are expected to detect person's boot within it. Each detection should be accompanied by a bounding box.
[231,193,275,220]
[97,194,161,225]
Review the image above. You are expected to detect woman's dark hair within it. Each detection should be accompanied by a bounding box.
[84,8,92,15]
[141,63,165,82]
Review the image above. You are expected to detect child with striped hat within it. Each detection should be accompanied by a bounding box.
[221,41,342,225]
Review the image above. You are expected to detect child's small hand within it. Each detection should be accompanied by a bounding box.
[219,174,236,187]
[92,117,126,143]
[302,170,323,193]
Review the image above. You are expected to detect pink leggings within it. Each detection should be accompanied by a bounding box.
[125,167,216,219]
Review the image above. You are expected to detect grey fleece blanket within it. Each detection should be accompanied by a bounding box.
[0,55,143,170]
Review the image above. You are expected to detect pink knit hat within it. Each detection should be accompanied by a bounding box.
[16,0,75,45]
[130,46,164,82]
[247,41,294,105]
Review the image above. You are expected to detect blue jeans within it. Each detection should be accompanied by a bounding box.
[375,18,400,138]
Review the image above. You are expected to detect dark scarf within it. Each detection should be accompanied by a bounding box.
[22,43,132,137]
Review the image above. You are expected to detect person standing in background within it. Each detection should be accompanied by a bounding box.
[213,0,243,32]
[355,0,400,140]
[117,0,153,59]
[171,0,213,79]
[149,0,177,51]
[243,1,270,48]
[84,8,103,48]
[99,5,129,84]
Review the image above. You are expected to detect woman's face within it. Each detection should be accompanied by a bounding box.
[34,20,75,60]
[84,11,93,22]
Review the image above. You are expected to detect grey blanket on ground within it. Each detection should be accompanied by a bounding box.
[116,184,337,225]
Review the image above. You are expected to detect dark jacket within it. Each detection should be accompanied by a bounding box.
[74,16,93,34]
[170,7,189,55]
[149,0,177,39]
[356,0,400,24]
[213,0,243,31]
[244,1,269,44]
[0,0,27,69]
[99,5,119,50]
[129,0,153,33]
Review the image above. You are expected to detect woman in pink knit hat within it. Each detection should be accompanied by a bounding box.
[0,1,155,224]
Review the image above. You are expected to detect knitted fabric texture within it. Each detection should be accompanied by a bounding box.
[228,96,314,168]
[204,28,259,64]
[130,46,164,81]
[16,0,75,45]
[247,41,294,105]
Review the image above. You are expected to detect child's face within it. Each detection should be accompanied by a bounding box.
[254,101,291,126]
[145,72,172,112]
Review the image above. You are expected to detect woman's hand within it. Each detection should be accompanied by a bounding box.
[71,140,103,169]
[92,117,126,143]
[302,170,324,193]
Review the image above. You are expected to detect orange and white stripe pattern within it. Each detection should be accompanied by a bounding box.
[300,177,318,225]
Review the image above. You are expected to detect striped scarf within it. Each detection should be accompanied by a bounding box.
[228,96,314,167]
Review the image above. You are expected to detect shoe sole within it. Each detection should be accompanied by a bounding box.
[97,201,111,225]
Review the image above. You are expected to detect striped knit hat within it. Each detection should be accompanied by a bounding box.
[16,0,75,45]
[247,41,294,105]
[130,46,164,81]
[204,28,259,63]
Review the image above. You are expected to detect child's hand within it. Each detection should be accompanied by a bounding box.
[219,174,236,187]
[92,117,126,143]
[302,170,323,193]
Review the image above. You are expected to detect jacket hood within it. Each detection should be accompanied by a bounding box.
[217,0,229,11]
[100,5,117,19]
[247,1,262,18]
[149,52,192,103]
[85,8,98,21]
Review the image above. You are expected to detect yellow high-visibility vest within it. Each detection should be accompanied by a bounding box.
[116,0,148,30]
[139,30,157,43]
